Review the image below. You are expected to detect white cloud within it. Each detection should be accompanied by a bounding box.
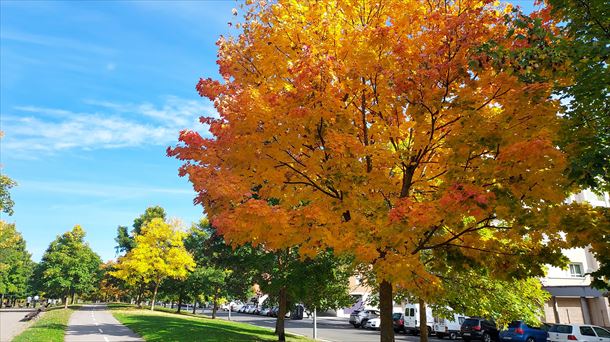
[18,180,194,199]
[1,29,115,55]
[0,96,215,155]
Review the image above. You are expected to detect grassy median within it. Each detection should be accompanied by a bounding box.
[110,305,311,341]
[12,306,76,342]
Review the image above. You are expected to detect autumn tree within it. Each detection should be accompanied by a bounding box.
[0,221,33,307]
[170,1,595,340]
[112,218,195,311]
[33,225,102,308]
[115,206,167,254]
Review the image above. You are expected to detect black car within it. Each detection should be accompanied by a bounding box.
[461,318,499,342]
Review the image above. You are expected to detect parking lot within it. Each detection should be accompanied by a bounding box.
[215,311,452,342]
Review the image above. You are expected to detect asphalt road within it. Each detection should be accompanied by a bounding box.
[215,311,452,342]
[65,304,143,342]
[0,308,37,342]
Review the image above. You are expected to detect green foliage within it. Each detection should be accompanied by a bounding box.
[12,307,76,342]
[0,221,33,296]
[32,225,102,300]
[546,0,610,192]
[431,269,550,328]
[0,175,17,216]
[111,308,311,341]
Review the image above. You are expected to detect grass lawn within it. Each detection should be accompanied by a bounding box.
[12,306,76,342]
[111,306,311,342]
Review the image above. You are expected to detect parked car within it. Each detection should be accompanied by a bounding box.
[499,321,548,342]
[260,307,271,316]
[547,324,610,342]
[349,309,380,328]
[460,317,499,342]
[365,317,381,330]
[435,314,467,340]
[393,312,406,333]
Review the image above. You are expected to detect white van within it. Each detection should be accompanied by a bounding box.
[403,303,434,335]
[433,313,467,340]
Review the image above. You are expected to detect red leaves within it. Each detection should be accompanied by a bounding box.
[196,78,225,99]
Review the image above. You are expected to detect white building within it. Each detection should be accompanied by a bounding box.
[541,190,610,327]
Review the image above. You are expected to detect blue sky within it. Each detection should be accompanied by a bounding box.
[1,0,239,261]
[1,0,538,262]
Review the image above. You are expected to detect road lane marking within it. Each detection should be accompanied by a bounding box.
[98,328,103,333]
[103,337,109,342]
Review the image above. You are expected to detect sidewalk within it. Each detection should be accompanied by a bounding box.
[0,308,38,342]
[65,304,143,342]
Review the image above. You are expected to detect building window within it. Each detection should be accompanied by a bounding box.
[569,263,584,277]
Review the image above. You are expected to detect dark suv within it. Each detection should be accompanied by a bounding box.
[349,309,380,328]
[461,318,499,342]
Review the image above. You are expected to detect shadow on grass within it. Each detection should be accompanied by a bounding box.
[115,312,298,342]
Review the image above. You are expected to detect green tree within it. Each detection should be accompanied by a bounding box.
[111,218,195,311]
[545,0,609,192]
[0,221,33,306]
[0,175,16,217]
[33,225,102,308]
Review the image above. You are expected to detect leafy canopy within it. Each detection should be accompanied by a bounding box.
[170,0,584,295]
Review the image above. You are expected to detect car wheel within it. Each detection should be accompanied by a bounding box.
[526,338,535,342]
[483,333,491,342]
[352,323,359,328]
[449,332,457,340]
[360,319,368,328]
[428,326,432,336]
[463,339,471,342]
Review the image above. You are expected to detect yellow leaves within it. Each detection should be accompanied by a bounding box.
[112,218,195,285]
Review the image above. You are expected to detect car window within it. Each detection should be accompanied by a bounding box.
[393,313,402,320]
[463,318,481,327]
[593,327,610,338]
[550,325,573,334]
[458,317,466,325]
[580,326,596,336]
[508,321,522,328]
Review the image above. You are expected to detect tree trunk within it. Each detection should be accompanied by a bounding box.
[71,289,76,305]
[212,288,220,319]
[64,296,69,309]
[192,300,197,314]
[1,293,4,308]
[419,298,429,342]
[150,281,160,311]
[379,279,395,342]
[275,286,287,341]
[177,292,183,313]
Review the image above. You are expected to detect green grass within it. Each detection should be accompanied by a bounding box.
[111,306,311,342]
[12,306,76,342]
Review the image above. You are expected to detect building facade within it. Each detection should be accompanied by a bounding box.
[540,190,610,327]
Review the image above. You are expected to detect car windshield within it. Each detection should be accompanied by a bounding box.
[393,313,402,320]
[549,325,573,334]
[463,318,481,327]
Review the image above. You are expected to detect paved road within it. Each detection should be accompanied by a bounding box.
[65,304,143,342]
[215,311,452,342]
[0,308,37,342]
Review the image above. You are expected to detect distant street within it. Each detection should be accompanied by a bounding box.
[215,311,450,342]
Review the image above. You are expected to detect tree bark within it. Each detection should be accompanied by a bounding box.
[192,300,197,314]
[150,280,160,311]
[275,286,287,341]
[64,296,69,309]
[1,293,4,308]
[379,280,395,342]
[212,287,220,319]
[71,289,76,305]
[177,291,183,314]
[419,298,429,342]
